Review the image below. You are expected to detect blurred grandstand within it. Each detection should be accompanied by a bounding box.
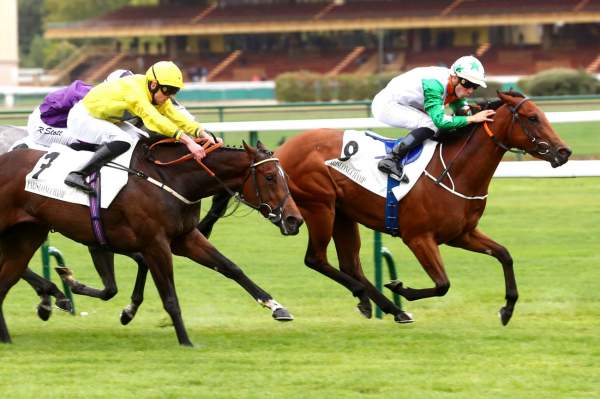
[25,0,600,85]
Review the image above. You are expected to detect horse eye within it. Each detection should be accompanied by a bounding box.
[528,116,539,123]
[265,174,274,182]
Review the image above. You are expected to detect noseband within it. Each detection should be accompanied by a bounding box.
[483,97,551,156]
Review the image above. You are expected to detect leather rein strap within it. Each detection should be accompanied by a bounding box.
[148,137,223,176]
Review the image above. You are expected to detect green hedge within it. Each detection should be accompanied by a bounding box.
[275,71,396,102]
[275,72,504,102]
[518,68,600,96]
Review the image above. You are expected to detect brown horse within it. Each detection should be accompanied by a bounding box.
[0,138,303,345]
[196,91,572,325]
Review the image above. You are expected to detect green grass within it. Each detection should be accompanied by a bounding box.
[0,177,598,398]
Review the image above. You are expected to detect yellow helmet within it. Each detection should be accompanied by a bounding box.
[146,61,184,89]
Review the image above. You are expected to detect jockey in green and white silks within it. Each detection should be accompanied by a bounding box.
[371,55,495,182]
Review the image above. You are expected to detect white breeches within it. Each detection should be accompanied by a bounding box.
[67,101,137,145]
[371,93,438,132]
[27,107,78,147]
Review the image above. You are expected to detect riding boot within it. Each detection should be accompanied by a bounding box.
[65,141,131,196]
[377,127,435,183]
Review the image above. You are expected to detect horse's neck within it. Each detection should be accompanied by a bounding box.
[441,118,509,195]
[138,145,250,201]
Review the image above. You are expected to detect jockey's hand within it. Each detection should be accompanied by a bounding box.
[180,134,206,161]
[200,129,223,144]
[467,109,495,124]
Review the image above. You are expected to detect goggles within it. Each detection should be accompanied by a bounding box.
[459,78,480,90]
[159,85,180,96]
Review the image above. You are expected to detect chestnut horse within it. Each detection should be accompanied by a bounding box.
[0,139,302,345]
[196,91,572,324]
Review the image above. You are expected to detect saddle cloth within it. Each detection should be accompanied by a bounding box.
[324,130,437,201]
[24,141,136,209]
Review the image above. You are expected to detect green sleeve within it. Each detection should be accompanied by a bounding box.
[422,79,468,130]
[449,98,471,116]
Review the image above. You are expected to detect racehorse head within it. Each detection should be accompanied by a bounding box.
[240,140,303,235]
[493,91,571,167]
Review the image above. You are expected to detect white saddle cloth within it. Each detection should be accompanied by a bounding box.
[324,130,437,201]
[24,141,136,208]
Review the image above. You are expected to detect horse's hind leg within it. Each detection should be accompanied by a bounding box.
[171,229,293,321]
[301,203,369,313]
[447,228,518,325]
[120,252,148,325]
[54,246,118,300]
[0,224,48,343]
[333,216,413,323]
[385,234,451,300]
[21,267,72,320]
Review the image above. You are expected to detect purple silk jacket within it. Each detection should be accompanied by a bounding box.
[39,80,92,128]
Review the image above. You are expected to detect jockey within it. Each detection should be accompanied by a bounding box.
[372,55,496,182]
[64,60,214,195]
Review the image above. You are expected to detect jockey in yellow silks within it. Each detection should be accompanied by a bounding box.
[64,61,214,195]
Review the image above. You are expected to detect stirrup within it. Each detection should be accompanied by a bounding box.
[64,172,96,195]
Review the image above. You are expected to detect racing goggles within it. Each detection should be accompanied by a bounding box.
[459,78,480,90]
[159,85,180,96]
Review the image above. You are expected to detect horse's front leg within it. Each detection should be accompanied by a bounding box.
[171,229,293,321]
[385,234,451,300]
[54,246,118,300]
[447,228,518,325]
[142,243,192,347]
[196,191,232,238]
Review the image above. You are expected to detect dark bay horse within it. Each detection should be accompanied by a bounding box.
[0,138,303,345]
[197,91,572,324]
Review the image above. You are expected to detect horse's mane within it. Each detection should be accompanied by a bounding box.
[140,136,273,157]
[478,90,526,111]
[444,90,526,140]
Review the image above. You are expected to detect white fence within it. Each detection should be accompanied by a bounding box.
[9,111,600,177]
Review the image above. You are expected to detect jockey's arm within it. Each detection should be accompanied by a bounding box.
[160,100,215,144]
[422,79,468,131]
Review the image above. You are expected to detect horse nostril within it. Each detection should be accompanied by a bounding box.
[558,147,572,160]
[285,216,302,231]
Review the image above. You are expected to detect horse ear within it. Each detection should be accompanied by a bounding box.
[242,140,256,155]
[256,140,266,151]
[497,91,511,103]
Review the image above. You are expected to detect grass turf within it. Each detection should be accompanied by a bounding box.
[0,177,598,398]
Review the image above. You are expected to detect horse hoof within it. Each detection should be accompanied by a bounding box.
[394,311,414,324]
[37,305,52,321]
[120,309,134,325]
[499,307,513,326]
[55,298,73,313]
[384,280,403,293]
[356,300,372,319]
[272,307,294,321]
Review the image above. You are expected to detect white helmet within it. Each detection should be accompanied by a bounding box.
[451,55,487,88]
[105,69,134,82]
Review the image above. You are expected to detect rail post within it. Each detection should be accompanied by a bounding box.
[373,231,402,319]
[41,241,75,314]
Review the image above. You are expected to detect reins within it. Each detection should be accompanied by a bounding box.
[144,138,289,223]
[427,96,534,201]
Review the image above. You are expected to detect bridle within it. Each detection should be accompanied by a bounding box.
[144,138,290,223]
[236,156,291,224]
[426,96,551,201]
[483,97,551,156]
